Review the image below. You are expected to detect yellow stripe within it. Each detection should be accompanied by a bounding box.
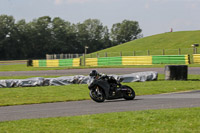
[122,56,152,65]
[32,60,39,67]
[86,58,98,66]
[46,60,59,67]
[184,55,189,64]
[73,58,80,67]
[193,54,200,64]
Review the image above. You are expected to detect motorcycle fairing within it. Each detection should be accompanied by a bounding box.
[89,79,110,98]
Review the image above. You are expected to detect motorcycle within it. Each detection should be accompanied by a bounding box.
[88,75,135,102]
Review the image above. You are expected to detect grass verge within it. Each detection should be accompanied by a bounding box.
[0,74,200,106]
[0,107,200,132]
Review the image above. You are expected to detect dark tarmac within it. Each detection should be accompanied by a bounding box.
[0,90,200,122]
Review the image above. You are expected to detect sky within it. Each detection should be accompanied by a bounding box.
[0,0,200,37]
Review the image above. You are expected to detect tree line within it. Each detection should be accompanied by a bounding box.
[0,14,142,60]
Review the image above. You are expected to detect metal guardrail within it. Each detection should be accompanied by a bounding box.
[47,48,199,59]
[46,54,83,59]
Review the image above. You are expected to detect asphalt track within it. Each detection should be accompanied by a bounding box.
[0,67,200,76]
[0,90,200,122]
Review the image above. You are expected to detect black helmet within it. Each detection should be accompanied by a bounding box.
[89,70,99,77]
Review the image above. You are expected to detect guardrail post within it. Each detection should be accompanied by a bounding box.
[162,49,165,55]
[178,48,181,55]
[147,50,150,56]
[83,53,86,66]
[54,54,56,59]
[60,54,63,59]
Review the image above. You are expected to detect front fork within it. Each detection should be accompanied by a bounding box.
[95,86,101,96]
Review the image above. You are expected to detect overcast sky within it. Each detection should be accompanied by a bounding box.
[0,0,200,36]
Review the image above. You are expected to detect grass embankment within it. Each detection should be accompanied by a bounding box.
[91,30,200,56]
[0,74,200,106]
[0,107,199,132]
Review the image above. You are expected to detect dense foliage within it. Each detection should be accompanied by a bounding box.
[0,15,142,60]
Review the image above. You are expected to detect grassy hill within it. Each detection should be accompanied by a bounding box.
[89,30,200,57]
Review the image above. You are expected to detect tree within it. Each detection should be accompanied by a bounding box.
[51,17,68,53]
[27,16,53,59]
[13,19,29,59]
[111,20,142,45]
[0,14,143,60]
[75,19,110,53]
[0,15,16,59]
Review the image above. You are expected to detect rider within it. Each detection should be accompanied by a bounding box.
[89,70,101,79]
[89,70,117,90]
[89,70,109,80]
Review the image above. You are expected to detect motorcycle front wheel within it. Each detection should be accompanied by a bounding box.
[89,87,105,103]
[122,85,135,100]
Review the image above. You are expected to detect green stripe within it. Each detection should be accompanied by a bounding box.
[152,55,186,64]
[39,60,46,67]
[98,57,122,66]
[59,59,73,66]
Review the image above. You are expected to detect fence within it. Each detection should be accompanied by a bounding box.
[46,54,84,59]
[46,48,199,59]
[32,58,80,67]
[152,55,189,64]
[193,54,200,64]
[85,55,189,66]
[86,48,199,58]
[31,54,200,67]
[32,48,199,67]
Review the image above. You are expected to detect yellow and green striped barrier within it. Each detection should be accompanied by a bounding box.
[152,55,189,64]
[122,56,152,65]
[33,58,80,67]
[98,57,122,66]
[85,58,98,66]
[85,55,189,66]
[86,57,122,66]
[193,54,200,64]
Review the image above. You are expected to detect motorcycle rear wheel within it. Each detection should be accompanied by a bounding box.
[89,88,106,103]
[122,85,135,100]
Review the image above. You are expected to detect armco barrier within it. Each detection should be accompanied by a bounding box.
[47,60,59,67]
[85,55,189,66]
[86,58,98,66]
[122,56,152,65]
[32,60,39,67]
[73,58,81,67]
[39,60,47,67]
[86,57,122,66]
[33,58,80,67]
[98,57,122,66]
[152,55,189,64]
[193,54,200,64]
[59,59,73,67]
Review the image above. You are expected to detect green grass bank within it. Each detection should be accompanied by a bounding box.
[0,107,199,133]
[95,30,200,54]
